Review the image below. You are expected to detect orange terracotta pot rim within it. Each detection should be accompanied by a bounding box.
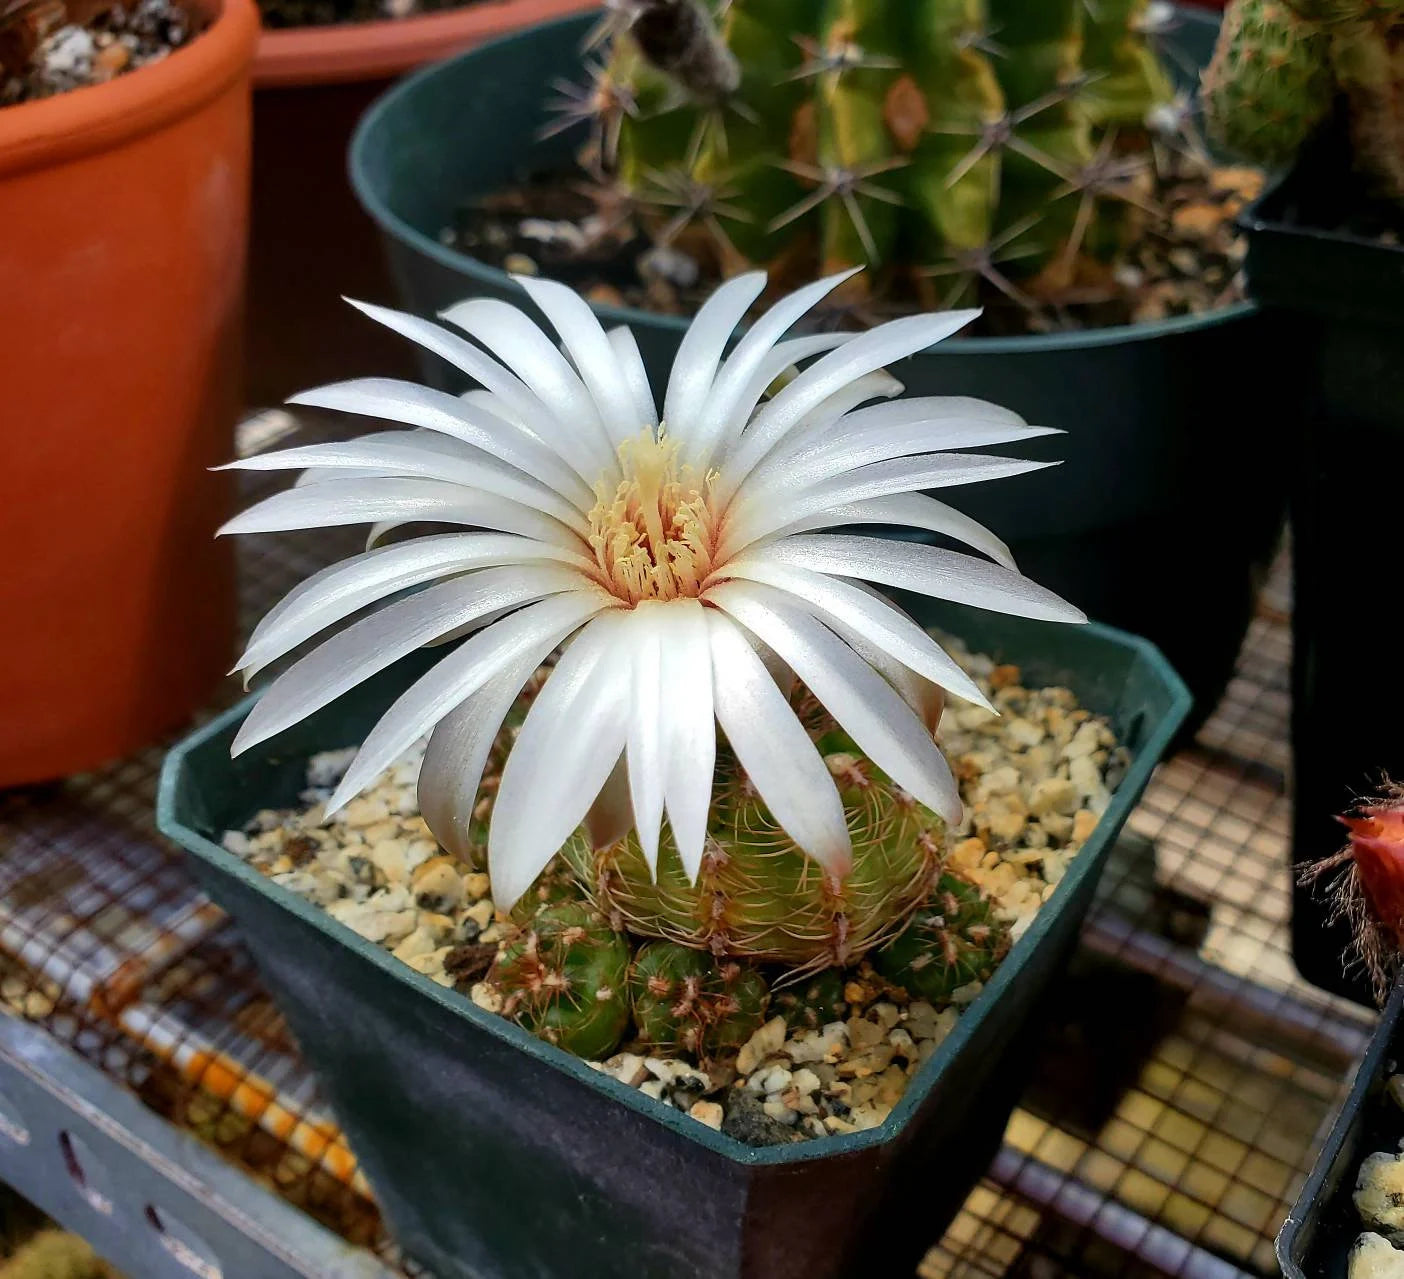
[0,0,260,179]
[251,0,595,89]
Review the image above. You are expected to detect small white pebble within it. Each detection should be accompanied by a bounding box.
[688,1101,724,1130]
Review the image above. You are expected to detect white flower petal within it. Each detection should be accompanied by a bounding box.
[287,378,596,509]
[687,269,860,464]
[584,756,634,852]
[238,533,591,680]
[759,534,1088,623]
[608,325,659,432]
[220,438,588,534]
[217,477,586,551]
[658,599,715,883]
[624,604,668,875]
[515,275,644,445]
[708,581,962,822]
[727,332,858,431]
[489,613,633,909]
[437,296,617,474]
[724,493,1016,570]
[728,455,1056,549]
[329,591,610,817]
[232,564,587,756]
[720,309,981,496]
[704,609,852,880]
[663,271,767,440]
[711,554,992,710]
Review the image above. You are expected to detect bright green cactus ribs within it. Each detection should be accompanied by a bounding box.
[1204,0,1404,202]
[491,903,632,1059]
[561,702,946,972]
[582,0,1174,305]
[872,873,1012,1005]
[629,942,770,1059]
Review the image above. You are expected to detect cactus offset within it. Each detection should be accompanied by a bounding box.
[585,0,1174,303]
[1205,0,1404,202]
[491,903,631,1059]
[629,941,769,1059]
[561,701,946,971]
[872,873,1011,1005]
[773,970,849,1030]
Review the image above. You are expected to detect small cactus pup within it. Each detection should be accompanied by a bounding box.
[223,273,1084,1012]
[629,941,769,1060]
[580,0,1176,311]
[1204,0,1404,203]
[491,903,632,1059]
[773,969,848,1030]
[872,873,1012,1006]
[1303,784,1404,999]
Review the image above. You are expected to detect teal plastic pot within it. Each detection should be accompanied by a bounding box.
[347,8,1289,731]
[158,603,1189,1279]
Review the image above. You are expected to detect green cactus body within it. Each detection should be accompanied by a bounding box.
[774,970,849,1030]
[491,903,631,1059]
[603,0,1173,294]
[872,873,1012,1005]
[561,710,946,971]
[629,941,770,1059]
[1203,0,1335,167]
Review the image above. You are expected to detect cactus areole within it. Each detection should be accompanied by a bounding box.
[584,0,1177,305]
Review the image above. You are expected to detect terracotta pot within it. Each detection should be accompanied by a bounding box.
[244,0,596,409]
[0,0,258,787]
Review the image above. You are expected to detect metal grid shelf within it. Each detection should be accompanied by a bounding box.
[0,412,1376,1276]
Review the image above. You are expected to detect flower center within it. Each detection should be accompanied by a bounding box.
[588,430,719,606]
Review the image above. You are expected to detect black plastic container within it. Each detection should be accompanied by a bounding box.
[347,9,1289,735]
[1278,978,1404,1278]
[158,604,1189,1279]
[1240,131,1404,1007]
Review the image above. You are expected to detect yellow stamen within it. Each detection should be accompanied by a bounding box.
[588,430,720,606]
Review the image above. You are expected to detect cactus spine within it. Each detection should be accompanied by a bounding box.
[872,873,1011,1005]
[589,0,1174,302]
[629,942,770,1059]
[491,903,632,1059]
[1204,0,1404,202]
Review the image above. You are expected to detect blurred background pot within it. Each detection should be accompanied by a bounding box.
[0,0,258,787]
[349,7,1291,738]
[244,0,597,409]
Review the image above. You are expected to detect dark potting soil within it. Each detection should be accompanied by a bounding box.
[257,0,470,29]
[1,0,196,106]
[442,153,1261,339]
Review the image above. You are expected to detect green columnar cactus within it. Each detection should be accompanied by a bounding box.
[1204,0,1404,202]
[591,0,1173,301]
[629,941,770,1059]
[872,873,1012,1005]
[561,709,946,971]
[491,903,631,1059]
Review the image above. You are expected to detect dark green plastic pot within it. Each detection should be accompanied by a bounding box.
[346,7,1288,732]
[158,602,1189,1279]
[1239,127,1404,1008]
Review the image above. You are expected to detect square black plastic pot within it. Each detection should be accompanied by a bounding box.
[158,602,1188,1279]
[346,8,1290,739]
[1277,977,1404,1278]
[1239,131,1404,1008]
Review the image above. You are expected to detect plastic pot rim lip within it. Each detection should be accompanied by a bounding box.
[0,0,259,179]
[1237,160,1404,256]
[157,617,1189,1170]
[250,0,597,90]
[347,6,1258,356]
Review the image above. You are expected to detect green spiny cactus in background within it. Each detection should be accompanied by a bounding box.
[491,902,631,1059]
[561,702,946,972]
[872,873,1012,1005]
[773,969,849,1030]
[1204,0,1404,202]
[629,941,770,1059]
[582,0,1174,304]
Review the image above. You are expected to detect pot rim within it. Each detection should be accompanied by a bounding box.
[348,7,1258,357]
[158,617,1189,1170]
[0,0,260,179]
[251,0,596,90]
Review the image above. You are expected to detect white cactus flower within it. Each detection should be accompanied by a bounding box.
[222,270,1084,909]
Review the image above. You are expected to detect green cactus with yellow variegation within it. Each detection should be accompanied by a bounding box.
[574,0,1175,306]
